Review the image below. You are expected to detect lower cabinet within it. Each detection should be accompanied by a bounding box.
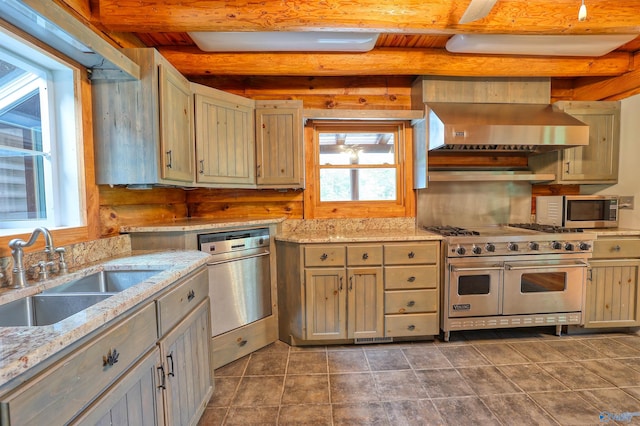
[159,299,213,425]
[0,266,213,426]
[277,240,439,345]
[584,237,640,328]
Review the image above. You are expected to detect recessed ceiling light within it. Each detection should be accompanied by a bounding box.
[446,34,636,57]
[189,32,380,52]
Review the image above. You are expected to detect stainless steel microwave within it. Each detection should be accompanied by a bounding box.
[536,195,619,228]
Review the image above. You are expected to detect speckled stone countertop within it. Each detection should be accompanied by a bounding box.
[121,217,285,233]
[592,228,640,237]
[0,250,209,389]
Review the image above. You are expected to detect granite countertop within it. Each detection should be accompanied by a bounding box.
[121,217,285,233]
[592,228,640,237]
[0,250,209,389]
[276,228,443,243]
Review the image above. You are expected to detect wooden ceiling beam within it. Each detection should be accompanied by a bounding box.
[96,0,640,34]
[571,52,640,100]
[158,46,632,77]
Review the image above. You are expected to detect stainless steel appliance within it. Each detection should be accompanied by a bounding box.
[198,228,272,336]
[424,224,596,341]
[536,195,619,229]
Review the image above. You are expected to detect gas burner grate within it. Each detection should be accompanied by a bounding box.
[424,226,481,237]
[508,223,584,234]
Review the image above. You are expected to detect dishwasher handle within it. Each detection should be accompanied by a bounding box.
[207,251,269,266]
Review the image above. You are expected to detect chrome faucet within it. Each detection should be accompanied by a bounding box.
[8,227,57,289]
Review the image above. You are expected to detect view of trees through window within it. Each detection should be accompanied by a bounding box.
[317,126,400,202]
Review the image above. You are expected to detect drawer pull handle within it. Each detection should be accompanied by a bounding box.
[239,339,248,347]
[407,325,416,331]
[613,245,621,252]
[408,251,415,259]
[349,276,354,291]
[407,300,416,307]
[103,348,119,367]
[407,276,416,282]
[157,365,166,389]
[320,253,328,261]
[362,253,369,260]
[339,276,343,291]
[167,351,175,377]
[187,289,195,302]
[166,150,173,169]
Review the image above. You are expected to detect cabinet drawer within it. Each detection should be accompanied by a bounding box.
[385,313,438,337]
[304,245,346,267]
[157,267,208,336]
[0,303,157,426]
[347,245,383,266]
[384,242,439,265]
[385,290,437,314]
[593,239,640,259]
[385,265,438,289]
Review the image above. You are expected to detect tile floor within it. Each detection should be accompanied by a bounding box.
[198,327,640,425]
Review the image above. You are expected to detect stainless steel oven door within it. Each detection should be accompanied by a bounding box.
[448,262,503,317]
[502,260,586,315]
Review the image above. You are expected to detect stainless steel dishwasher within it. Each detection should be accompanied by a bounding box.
[198,228,272,337]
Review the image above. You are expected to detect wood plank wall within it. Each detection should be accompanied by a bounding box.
[98,76,580,237]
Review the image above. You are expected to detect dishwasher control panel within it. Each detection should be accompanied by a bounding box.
[198,228,270,259]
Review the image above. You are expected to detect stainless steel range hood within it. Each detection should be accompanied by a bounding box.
[427,103,589,153]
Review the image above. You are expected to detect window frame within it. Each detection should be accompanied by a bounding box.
[305,120,414,219]
[0,22,98,257]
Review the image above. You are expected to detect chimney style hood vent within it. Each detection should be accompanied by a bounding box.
[427,103,589,154]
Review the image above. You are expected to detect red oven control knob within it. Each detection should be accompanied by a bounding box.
[485,243,496,252]
[529,242,540,251]
[472,245,482,255]
[455,246,466,255]
[564,243,575,251]
[579,242,592,251]
[552,241,562,250]
[507,242,519,252]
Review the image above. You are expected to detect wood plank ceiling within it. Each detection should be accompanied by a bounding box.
[89,0,640,100]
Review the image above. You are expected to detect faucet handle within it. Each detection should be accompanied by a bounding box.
[55,247,68,275]
[32,260,54,281]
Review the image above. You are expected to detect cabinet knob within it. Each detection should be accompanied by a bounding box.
[407,300,416,307]
[362,253,369,260]
[408,251,415,259]
[407,325,416,331]
[613,245,621,252]
[320,253,328,261]
[407,276,416,282]
[187,289,195,302]
[238,339,247,347]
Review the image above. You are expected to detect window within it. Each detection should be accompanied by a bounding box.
[307,121,411,218]
[0,28,83,234]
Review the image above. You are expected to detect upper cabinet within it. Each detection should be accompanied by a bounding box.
[255,100,305,188]
[93,48,194,186]
[529,101,621,184]
[193,84,256,187]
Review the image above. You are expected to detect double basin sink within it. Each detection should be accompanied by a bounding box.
[0,269,162,327]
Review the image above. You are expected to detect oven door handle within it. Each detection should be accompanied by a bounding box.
[451,266,503,272]
[504,261,588,271]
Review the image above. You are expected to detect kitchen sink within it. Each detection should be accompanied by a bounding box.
[43,269,163,294]
[0,293,113,327]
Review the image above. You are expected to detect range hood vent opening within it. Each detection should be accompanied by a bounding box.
[427,103,590,154]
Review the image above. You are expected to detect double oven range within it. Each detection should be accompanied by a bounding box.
[424,224,596,341]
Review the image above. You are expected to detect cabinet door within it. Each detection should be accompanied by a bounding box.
[305,268,347,340]
[557,101,620,183]
[347,267,384,339]
[194,89,255,186]
[159,298,213,426]
[255,100,304,188]
[585,259,640,328]
[71,348,165,426]
[159,62,194,183]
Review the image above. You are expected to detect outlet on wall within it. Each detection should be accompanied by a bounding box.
[620,196,635,210]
